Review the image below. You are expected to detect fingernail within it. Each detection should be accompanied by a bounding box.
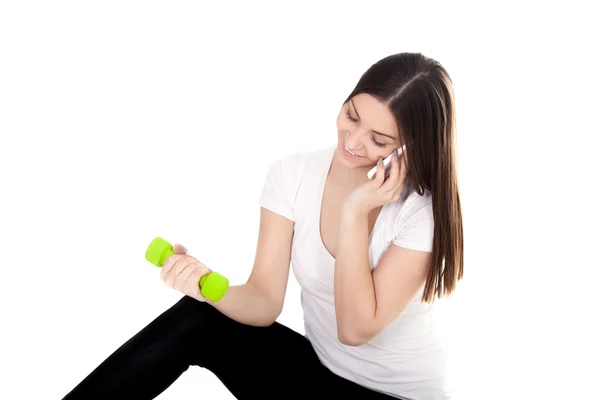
[180,245,188,253]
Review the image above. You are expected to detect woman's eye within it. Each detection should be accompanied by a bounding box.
[371,137,386,148]
[346,108,386,148]
[345,109,358,122]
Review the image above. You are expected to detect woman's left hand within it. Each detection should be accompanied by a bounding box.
[343,150,408,215]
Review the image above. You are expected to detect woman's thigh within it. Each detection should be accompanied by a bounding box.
[63,294,395,399]
[197,307,326,398]
[196,301,396,399]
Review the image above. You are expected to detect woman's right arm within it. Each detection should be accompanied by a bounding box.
[206,207,294,327]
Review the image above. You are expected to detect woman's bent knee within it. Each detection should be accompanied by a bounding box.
[164,295,226,336]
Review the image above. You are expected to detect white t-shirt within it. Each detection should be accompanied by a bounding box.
[259,145,449,400]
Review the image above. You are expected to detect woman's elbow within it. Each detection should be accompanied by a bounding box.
[337,329,370,347]
[256,303,282,327]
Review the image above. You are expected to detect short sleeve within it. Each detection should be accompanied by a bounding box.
[258,156,298,222]
[392,199,434,252]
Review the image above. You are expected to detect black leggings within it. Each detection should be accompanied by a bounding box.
[62,295,396,399]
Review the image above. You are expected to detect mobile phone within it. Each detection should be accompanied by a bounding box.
[367,144,407,180]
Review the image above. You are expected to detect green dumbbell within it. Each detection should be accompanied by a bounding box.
[145,237,229,302]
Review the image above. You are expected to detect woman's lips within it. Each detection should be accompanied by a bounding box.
[342,144,364,159]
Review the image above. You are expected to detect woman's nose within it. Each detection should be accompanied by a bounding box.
[344,132,365,151]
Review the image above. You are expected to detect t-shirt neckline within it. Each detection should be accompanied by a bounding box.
[316,145,386,261]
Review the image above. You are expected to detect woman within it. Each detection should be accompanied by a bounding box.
[63,52,464,400]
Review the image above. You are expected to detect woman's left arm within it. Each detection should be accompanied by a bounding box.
[334,152,432,346]
[334,207,432,346]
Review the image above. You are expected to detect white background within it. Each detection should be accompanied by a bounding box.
[1,1,598,399]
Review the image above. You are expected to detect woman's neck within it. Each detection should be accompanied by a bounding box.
[328,155,371,189]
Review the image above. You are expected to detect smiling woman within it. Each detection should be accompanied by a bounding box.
[62,52,463,400]
[333,57,464,304]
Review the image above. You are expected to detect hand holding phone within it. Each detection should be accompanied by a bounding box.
[367,144,407,180]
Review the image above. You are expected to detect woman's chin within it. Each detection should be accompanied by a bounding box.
[337,153,374,171]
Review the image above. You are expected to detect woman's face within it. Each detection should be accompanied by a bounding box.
[335,93,401,169]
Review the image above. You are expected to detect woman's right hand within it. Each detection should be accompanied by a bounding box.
[160,243,212,302]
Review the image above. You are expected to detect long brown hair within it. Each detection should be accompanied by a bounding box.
[343,52,464,303]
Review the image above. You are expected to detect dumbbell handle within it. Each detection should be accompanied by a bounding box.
[145,237,229,302]
[150,245,211,286]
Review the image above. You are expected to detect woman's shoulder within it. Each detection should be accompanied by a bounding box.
[378,184,435,253]
[387,181,434,231]
[259,145,334,221]
[399,178,433,211]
